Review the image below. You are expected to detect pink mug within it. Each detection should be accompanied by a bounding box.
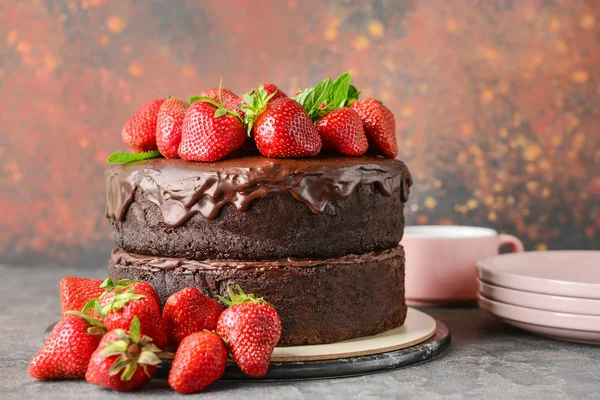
[400,225,523,306]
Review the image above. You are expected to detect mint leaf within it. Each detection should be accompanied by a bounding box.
[331,72,352,107]
[294,78,333,121]
[347,84,360,105]
[107,150,162,164]
[295,72,361,121]
[189,96,201,105]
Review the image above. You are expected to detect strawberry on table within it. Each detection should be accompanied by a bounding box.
[241,87,322,158]
[168,331,228,394]
[122,99,165,153]
[316,107,368,156]
[163,287,223,347]
[86,317,161,392]
[59,276,105,316]
[156,97,189,159]
[29,314,104,379]
[178,96,246,162]
[217,286,281,377]
[351,98,398,159]
[98,283,168,349]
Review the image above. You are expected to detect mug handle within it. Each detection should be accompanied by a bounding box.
[498,234,524,253]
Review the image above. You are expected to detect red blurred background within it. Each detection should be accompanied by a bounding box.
[1,0,598,266]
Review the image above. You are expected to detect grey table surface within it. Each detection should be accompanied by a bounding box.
[1,264,599,399]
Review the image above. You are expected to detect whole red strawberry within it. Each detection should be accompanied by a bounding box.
[200,87,244,117]
[156,97,189,159]
[100,278,162,309]
[241,88,322,158]
[163,287,223,346]
[122,99,165,153]
[86,317,161,392]
[262,83,287,101]
[99,286,168,350]
[59,276,104,316]
[217,286,281,377]
[316,107,368,156]
[350,98,398,159]
[168,331,227,394]
[178,97,246,162]
[29,314,103,379]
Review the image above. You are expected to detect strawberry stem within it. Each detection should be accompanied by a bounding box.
[217,285,270,307]
[240,85,276,136]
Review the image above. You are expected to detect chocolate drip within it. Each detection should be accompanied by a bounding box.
[106,156,412,227]
[110,247,403,272]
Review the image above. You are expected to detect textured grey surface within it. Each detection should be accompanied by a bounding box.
[1,264,599,399]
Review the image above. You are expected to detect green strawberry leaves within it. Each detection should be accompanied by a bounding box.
[100,278,139,292]
[107,150,162,164]
[100,288,146,316]
[129,316,141,344]
[218,284,271,307]
[189,95,242,121]
[240,86,276,136]
[294,72,361,122]
[101,317,162,381]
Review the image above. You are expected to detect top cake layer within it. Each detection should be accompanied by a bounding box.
[106,156,412,260]
[106,156,411,226]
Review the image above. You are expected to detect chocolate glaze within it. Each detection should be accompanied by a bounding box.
[106,156,412,227]
[110,246,403,272]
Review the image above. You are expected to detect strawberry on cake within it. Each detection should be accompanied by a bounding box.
[105,73,412,346]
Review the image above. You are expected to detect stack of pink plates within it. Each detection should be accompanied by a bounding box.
[477,251,600,345]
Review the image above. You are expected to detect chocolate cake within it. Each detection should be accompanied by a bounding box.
[106,156,412,346]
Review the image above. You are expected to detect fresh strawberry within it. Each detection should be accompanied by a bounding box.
[262,83,287,101]
[200,87,244,118]
[350,98,398,159]
[100,278,162,309]
[178,97,246,162]
[59,276,104,316]
[163,287,223,346]
[29,314,103,379]
[168,331,227,394]
[156,97,189,159]
[122,99,165,153]
[98,285,168,349]
[316,107,368,156]
[217,286,281,377]
[86,317,161,392]
[241,88,321,158]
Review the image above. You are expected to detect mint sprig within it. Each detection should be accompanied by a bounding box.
[294,72,361,122]
[107,150,163,164]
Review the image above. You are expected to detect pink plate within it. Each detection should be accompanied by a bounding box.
[478,295,600,345]
[478,280,600,316]
[477,251,600,299]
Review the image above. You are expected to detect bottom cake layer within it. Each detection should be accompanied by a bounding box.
[108,246,407,346]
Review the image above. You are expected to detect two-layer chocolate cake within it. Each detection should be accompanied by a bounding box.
[106,156,412,346]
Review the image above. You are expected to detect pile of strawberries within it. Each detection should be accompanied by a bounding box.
[113,72,398,163]
[29,277,281,394]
